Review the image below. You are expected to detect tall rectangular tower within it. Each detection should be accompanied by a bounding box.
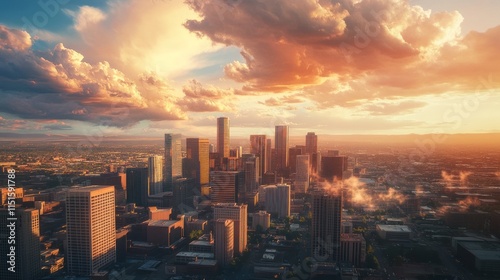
[311,190,342,263]
[264,184,290,218]
[250,135,267,181]
[0,208,41,280]
[295,154,310,193]
[214,219,234,266]
[210,171,244,204]
[217,117,230,158]
[274,125,289,177]
[66,185,116,276]
[148,155,163,195]
[164,134,182,190]
[213,203,247,254]
[305,132,318,155]
[184,138,210,186]
[126,167,148,206]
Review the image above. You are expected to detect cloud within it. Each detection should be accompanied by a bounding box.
[185,0,500,109]
[67,0,219,79]
[64,6,106,32]
[179,79,235,112]
[260,95,304,108]
[363,100,427,115]
[0,25,186,127]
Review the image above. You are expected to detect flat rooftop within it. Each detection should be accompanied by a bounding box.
[377,225,411,233]
[148,220,179,227]
[458,241,500,261]
[176,251,214,259]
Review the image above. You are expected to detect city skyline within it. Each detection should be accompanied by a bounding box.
[0,1,499,139]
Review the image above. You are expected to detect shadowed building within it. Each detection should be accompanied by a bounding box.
[311,190,342,262]
[274,125,289,177]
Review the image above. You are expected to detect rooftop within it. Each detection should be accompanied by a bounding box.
[377,224,412,233]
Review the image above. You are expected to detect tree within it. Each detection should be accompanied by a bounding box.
[365,254,380,269]
[189,229,203,240]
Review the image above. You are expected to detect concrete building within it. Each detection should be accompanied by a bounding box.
[265,184,291,218]
[311,190,342,262]
[210,171,244,204]
[252,211,271,231]
[456,241,500,273]
[321,156,348,182]
[184,138,210,187]
[148,207,172,220]
[148,155,163,195]
[250,135,267,182]
[295,154,310,193]
[340,233,366,267]
[217,117,230,158]
[66,185,116,276]
[305,132,318,155]
[215,219,234,266]
[164,134,183,190]
[213,203,247,254]
[376,225,412,241]
[146,220,184,246]
[274,125,289,177]
[0,208,41,280]
[341,221,353,234]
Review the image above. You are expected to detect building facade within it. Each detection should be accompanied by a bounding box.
[164,134,183,190]
[66,185,116,276]
[217,117,230,158]
[213,203,247,254]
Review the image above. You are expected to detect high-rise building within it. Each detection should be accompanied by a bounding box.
[250,135,267,182]
[265,184,291,218]
[184,138,210,187]
[242,155,259,193]
[213,203,247,254]
[214,219,234,266]
[311,152,321,176]
[265,139,272,175]
[0,208,41,280]
[210,171,244,204]
[340,233,366,267]
[217,117,230,158]
[164,134,183,190]
[274,125,289,177]
[295,154,310,193]
[305,132,318,155]
[148,155,163,195]
[126,167,148,206]
[288,147,302,174]
[66,186,116,276]
[321,156,348,182]
[311,190,342,263]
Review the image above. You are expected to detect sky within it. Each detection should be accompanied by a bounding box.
[0,0,499,138]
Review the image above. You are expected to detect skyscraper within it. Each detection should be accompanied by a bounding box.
[213,203,247,254]
[66,186,116,276]
[126,167,148,206]
[217,117,230,158]
[215,219,234,266]
[295,154,310,193]
[250,135,267,182]
[288,146,302,174]
[274,125,289,176]
[265,138,272,174]
[321,156,348,182]
[164,134,182,190]
[311,190,342,263]
[0,208,41,280]
[210,171,244,204]
[264,184,290,218]
[184,138,210,187]
[305,132,318,155]
[148,155,163,195]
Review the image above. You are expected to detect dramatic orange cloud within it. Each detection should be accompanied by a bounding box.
[185,0,500,110]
